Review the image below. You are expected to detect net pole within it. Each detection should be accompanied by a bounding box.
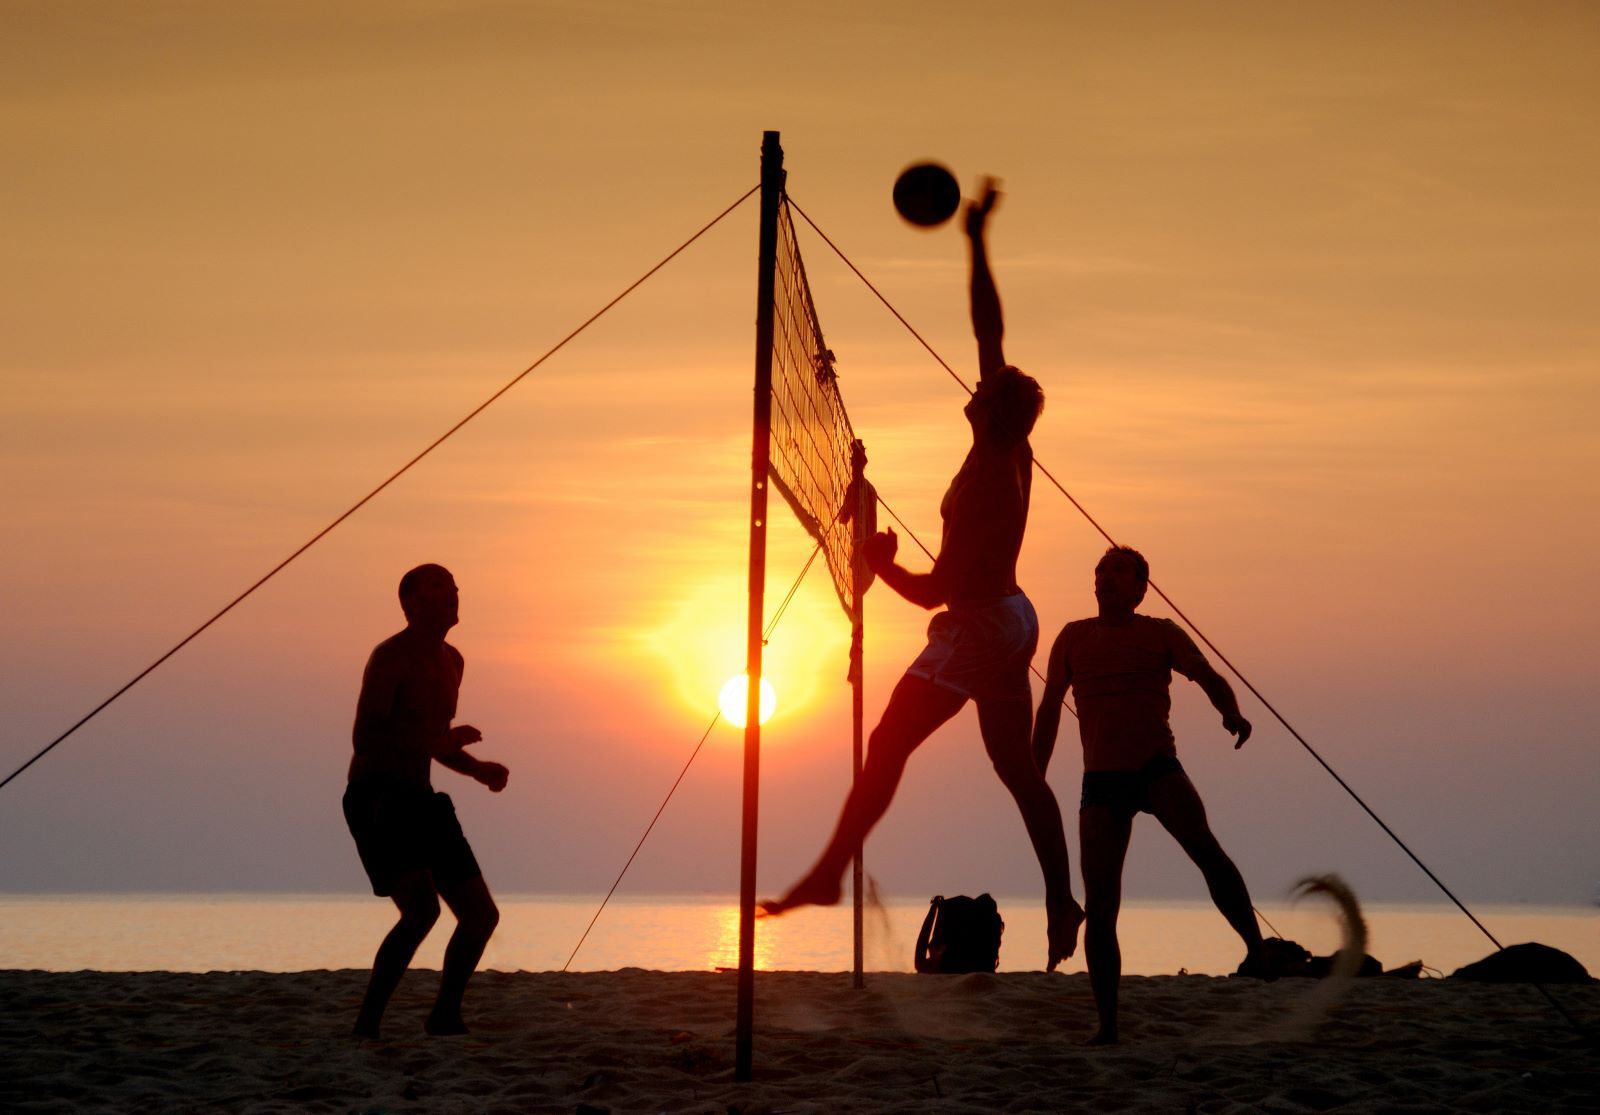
[849,440,867,990]
[735,129,783,1084]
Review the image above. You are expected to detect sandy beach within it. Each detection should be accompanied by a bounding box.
[3,968,1595,1113]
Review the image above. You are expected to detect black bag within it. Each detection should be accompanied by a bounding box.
[1450,942,1595,984]
[914,894,1003,973]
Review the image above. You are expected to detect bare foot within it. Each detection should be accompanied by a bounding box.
[758,871,842,917]
[352,1020,382,1041]
[424,1012,469,1036]
[1046,899,1086,970]
[1083,1027,1118,1047]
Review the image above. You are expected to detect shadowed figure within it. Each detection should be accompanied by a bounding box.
[1033,546,1264,1044]
[342,564,509,1039]
[761,180,1086,969]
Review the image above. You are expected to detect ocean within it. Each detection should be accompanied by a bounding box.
[2,894,1593,977]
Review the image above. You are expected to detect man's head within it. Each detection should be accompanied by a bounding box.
[399,563,459,630]
[1094,545,1148,613]
[965,366,1044,446]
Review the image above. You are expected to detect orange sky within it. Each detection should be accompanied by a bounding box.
[2,2,1596,907]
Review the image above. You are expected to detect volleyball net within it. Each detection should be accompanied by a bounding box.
[732,133,882,1078]
[5,127,1580,1077]
[769,200,875,615]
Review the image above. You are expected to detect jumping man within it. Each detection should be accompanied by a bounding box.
[1034,546,1264,1044]
[762,180,1086,968]
[343,563,508,1039]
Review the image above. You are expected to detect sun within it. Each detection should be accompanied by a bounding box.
[632,562,844,735]
[718,673,777,728]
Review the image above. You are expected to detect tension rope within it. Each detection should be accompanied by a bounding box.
[877,490,1314,940]
[784,195,1511,956]
[4,179,1588,1035]
[0,185,759,795]
[792,195,1596,1039]
[872,490,1074,717]
[564,532,828,970]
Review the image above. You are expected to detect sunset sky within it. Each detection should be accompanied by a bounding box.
[3,2,1596,913]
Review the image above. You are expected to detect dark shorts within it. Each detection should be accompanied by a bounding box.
[1080,754,1186,818]
[342,780,482,897]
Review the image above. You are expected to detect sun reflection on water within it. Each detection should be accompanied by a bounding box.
[708,902,777,971]
[1,895,1595,975]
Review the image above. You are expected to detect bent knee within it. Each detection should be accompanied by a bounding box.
[401,900,442,934]
[462,895,500,936]
[990,754,1046,792]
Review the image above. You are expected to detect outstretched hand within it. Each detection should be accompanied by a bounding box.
[863,528,899,574]
[447,724,483,752]
[964,176,1002,239]
[475,760,509,792]
[1223,714,1252,749]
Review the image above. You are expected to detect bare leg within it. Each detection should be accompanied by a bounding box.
[354,872,440,1039]
[426,874,500,1035]
[1079,805,1133,1045]
[1147,772,1263,959]
[761,675,966,915]
[976,695,1084,968]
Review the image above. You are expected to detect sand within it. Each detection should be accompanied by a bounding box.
[2,968,1595,1113]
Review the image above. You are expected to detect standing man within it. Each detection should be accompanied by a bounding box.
[1034,546,1263,1044]
[343,563,508,1039]
[762,181,1085,969]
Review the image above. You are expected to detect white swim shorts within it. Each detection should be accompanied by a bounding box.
[904,591,1038,702]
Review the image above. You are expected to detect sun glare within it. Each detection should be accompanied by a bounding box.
[718,673,777,728]
[633,564,846,737]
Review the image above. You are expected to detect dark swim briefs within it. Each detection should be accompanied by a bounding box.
[1080,754,1186,817]
[342,780,482,897]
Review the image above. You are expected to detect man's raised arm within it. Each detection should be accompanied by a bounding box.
[966,178,1006,380]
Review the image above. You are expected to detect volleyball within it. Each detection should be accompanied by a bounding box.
[892,162,961,228]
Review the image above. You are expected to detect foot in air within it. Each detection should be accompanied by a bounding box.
[758,871,842,917]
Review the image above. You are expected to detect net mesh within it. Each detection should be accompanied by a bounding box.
[769,199,873,615]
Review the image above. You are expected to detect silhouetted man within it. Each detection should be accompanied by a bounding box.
[343,563,508,1038]
[1034,546,1263,1044]
[762,181,1085,968]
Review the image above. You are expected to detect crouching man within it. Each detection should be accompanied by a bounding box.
[343,564,508,1039]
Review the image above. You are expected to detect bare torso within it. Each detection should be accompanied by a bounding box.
[348,629,463,788]
[936,437,1032,605]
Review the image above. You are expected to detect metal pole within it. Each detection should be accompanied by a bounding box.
[849,440,867,990]
[735,129,783,1084]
